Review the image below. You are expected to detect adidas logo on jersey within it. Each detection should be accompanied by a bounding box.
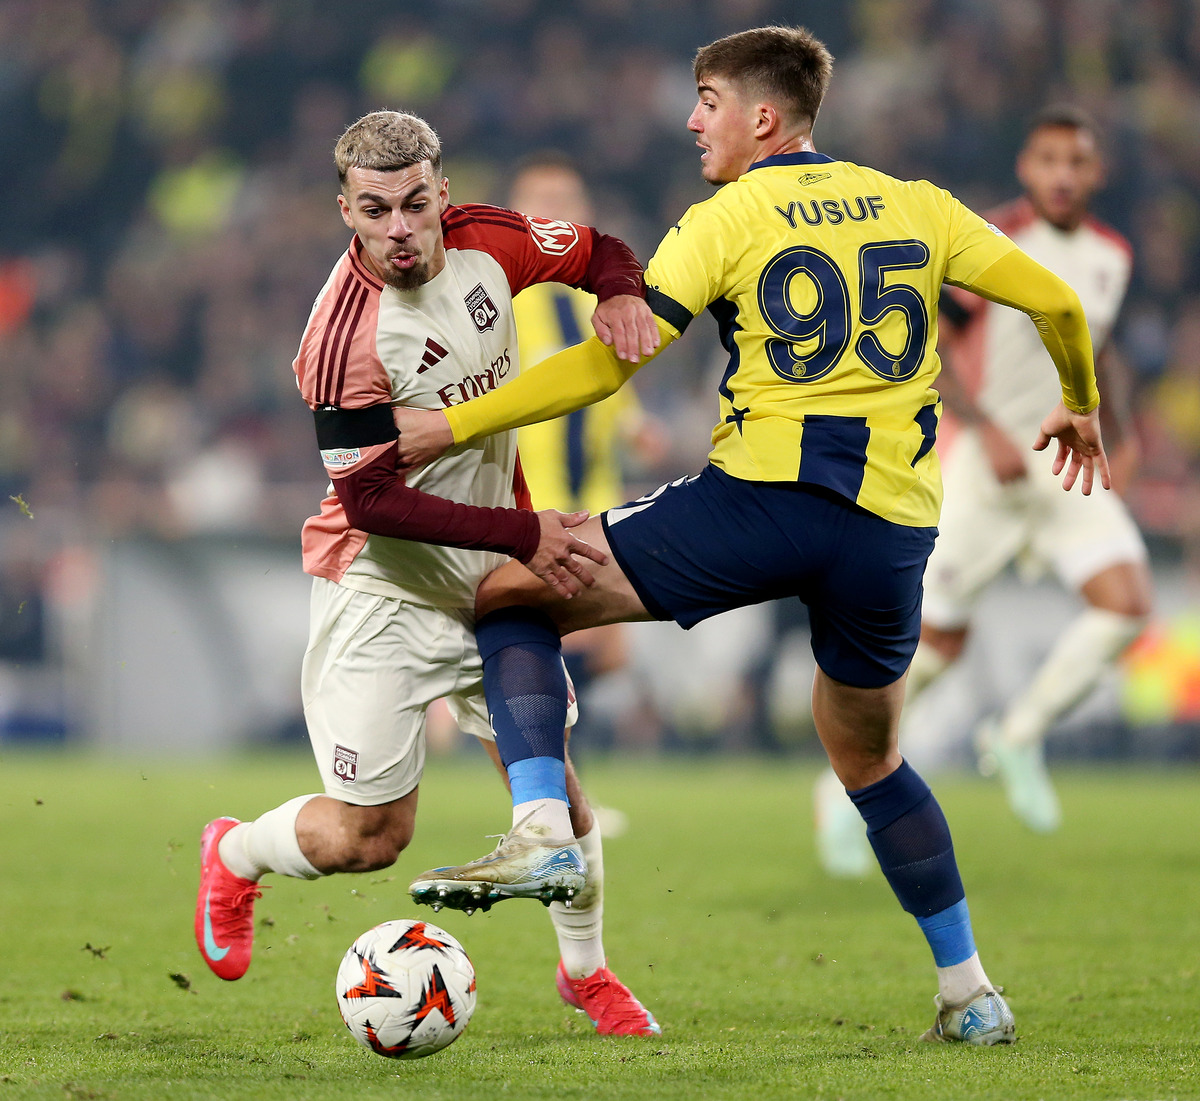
[417,337,449,374]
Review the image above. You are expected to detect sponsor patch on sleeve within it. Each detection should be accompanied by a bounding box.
[320,447,362,469]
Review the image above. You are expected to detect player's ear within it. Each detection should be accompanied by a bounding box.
[755,102,780,140]
[437,176,450,214]
[337,193,355,230]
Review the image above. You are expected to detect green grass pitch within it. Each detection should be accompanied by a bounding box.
[0,749,1197,1100]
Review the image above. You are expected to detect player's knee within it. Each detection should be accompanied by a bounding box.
[1101,589,1153,621]
[920,622,968,662]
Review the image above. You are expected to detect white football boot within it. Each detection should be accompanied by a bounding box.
[409,828,586,915]
[977,718,1061,833]
[921,987,1016,1045]
[813,767,872,878]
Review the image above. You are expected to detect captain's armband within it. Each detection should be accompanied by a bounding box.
[313,404,398,470]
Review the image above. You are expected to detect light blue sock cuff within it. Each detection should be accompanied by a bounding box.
[915,898,977,967]
[507,756,568,804]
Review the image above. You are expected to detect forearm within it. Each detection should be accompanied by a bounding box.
[335,444,540,562]
[957,250,1099,414]
[582,229,646,301]
[445,325,669,444]
[1095,344,1135,444]
[934,339,987,425]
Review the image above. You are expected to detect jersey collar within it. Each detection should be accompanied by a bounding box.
[747,151,836,172]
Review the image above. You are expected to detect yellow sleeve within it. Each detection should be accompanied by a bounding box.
[950,248,1099,415]
[445,319,676,444]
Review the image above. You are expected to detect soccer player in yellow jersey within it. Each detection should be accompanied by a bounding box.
[397,26,1110,1045]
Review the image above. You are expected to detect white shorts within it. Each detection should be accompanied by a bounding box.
[302,577,577,806]
[921,429,1148,629]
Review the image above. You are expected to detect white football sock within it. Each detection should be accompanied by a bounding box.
[549,821,605,978]
[998,608,1146,748]
[218,794,322,881]
[905,640,953,704]
[512,797,574,840]
[937,951,992,1007]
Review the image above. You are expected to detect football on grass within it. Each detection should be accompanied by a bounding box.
[335,919,476,1059]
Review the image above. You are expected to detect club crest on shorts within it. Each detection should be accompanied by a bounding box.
[465,284,499,333]
[333,744,359,783]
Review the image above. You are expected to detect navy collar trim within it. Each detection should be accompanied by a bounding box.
[748,152,836,172]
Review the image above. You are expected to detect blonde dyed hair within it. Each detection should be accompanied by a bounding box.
[333,110,443,186]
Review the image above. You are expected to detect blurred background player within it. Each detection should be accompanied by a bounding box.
[194,110,661,1037]
[815,105,1152,875]
[509,152,667,759]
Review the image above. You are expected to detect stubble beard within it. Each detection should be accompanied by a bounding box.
[382,256,433,291]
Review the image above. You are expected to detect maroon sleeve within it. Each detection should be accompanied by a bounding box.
[442,204,644,302]
[334,442,541,563]
[583,228,646,301]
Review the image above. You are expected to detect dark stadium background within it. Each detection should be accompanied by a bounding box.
[2,0,1199,760]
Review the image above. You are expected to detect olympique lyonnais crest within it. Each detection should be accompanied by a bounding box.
[526,216,580,255]
[465,284,499,333]
[333,744,359,783]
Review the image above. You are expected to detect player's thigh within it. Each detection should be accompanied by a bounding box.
[1031,481,1149,595]
[921,434,1030,629]
[475,514,651,633]
[302,579,472,806]
[804,501,937,689]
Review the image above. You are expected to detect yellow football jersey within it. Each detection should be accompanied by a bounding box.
[644,151,1024,526]
[513,282,643,515]
[444,152,1098,530]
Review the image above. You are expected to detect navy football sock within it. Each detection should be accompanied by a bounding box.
[476,607,568,805]
[848,760,976,965]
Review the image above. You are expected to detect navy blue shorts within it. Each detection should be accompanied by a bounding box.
[601,465,937,689]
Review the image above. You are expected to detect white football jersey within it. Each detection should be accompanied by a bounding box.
[950,198,1132,441]
[294,204,599,608]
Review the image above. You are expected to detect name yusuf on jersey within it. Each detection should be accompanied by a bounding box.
[774,195,887,228]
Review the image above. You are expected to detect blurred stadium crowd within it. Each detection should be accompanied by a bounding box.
[3,0,1200,742]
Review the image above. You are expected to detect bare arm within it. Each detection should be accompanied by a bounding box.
[936,326,1028,484]
[1094,342,1140,494]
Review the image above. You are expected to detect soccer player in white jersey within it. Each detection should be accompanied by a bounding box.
[193,110,662,1036]
[814,106,1152,873]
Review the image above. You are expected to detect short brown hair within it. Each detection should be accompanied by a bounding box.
[333,110,442,186]
[694,26,833,131]
[1026,103,1100,142]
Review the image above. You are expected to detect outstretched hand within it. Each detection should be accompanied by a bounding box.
[591,294,660,363]
[525,509,608,598]
[1033,401,1111,495]
[392,406,455,468]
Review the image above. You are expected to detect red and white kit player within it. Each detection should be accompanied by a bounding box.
[195,110,661,1037]
[815,106,1153,874]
